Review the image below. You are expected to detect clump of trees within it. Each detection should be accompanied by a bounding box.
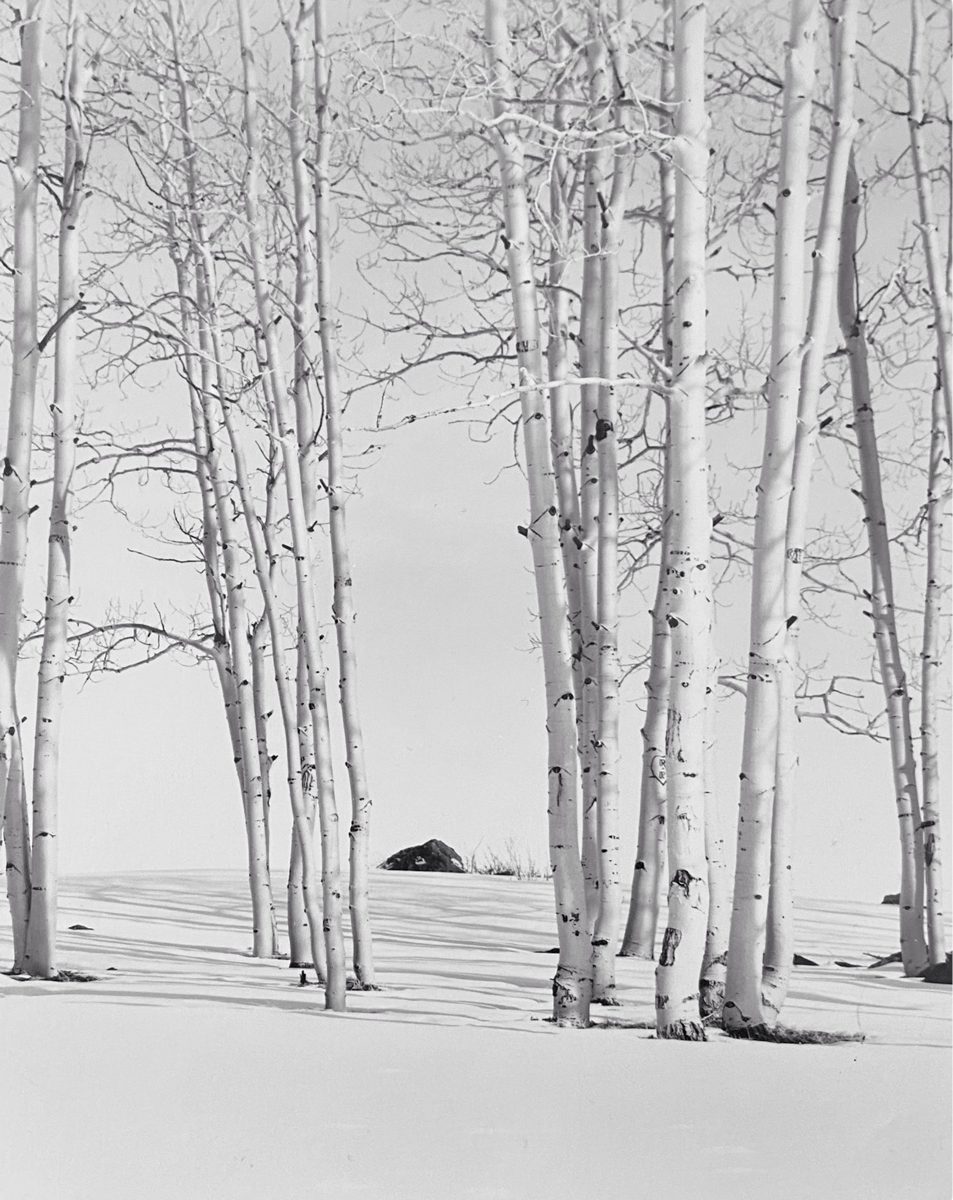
[1,0,948,1036]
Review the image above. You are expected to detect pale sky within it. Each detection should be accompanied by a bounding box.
[2,0,950,915]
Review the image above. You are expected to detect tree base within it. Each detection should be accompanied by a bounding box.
[657,1019,707,1041]
[698,978,725,1019]
[592,995,622,1007]
[346,977,382,992]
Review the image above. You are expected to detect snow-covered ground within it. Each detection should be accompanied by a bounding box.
[1,870,949,1199]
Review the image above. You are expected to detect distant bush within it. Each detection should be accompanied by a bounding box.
[466,839,549,880]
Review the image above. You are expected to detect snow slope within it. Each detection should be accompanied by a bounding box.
[1,871,949,1200]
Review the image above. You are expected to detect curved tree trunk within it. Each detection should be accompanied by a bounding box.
[485,0,591,1027]
[762,0,858,1019]
[837,154,928,976]
[654,0,711,1041]
[724,0,819,1035]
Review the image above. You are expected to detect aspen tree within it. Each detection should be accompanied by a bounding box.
[907,0,952,453]
[762,0,858,1018]
[288,637,325,976]
[24,1,88,978]
[699,674,729,1016]
[578,16,610,918]
[236,0,347,1009]
[837,153,928,976]
[621,15,675,961]
[724,0,819,1034]
[4,721,31,969]
[164,5,277,958]
[0,2,47,934]
[920,380,948,967]
[215,379,332,999]
[249,614,279,953]
[654,0,711,1040]
[591,1,628,1005]
[485,0,591,1027]
[545,10,584,716]
[313,0,376,988]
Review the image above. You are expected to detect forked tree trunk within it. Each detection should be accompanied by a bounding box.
[578,18,609,919]
[621,17,675,960]
[920,380,948,967]
[485,0,591,1027]
[908,0,952,452]
[0,4,46,939]
[25,1,89,979]
[762,0,857,1019]
[724,0,819,1035]
[837,154,928,976]
[655,0,711,1041]
[236,0,347,1009]
[313,0,376,989]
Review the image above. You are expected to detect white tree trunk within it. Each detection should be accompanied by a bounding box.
[837,154,928,976]
[313,0,377,989]
[762,0,858,1019]
[621,21,675,961]
[25,2,89,980]
[0,4,46,938]
[578,19,609,918]
[724,0,819,1034]
[908,0,953,452]
[4,719,31,970]
[249,615,279,953]
[485,0,591,1027]
[236,0,347,1009]
[919,381,947,967]
[288,636,325,975]
[591,125,627,1005]
[654,0,711,1041]
[699,670,729,1017]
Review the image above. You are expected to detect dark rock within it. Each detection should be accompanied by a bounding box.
[793,953,817,966]
[69,924,93,931]
[919,954,952,985]
[380,839,465,873]
[881,893,900,905]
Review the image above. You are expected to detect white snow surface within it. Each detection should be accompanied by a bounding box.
[1,870,950,1200]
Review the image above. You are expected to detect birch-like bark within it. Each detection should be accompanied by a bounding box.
[24,2,89,979]
[621,15,675,960]
[837,154,928,976]
[699,674,729,1016]
[4,720,31,970]
[724,0,818,1034]
[288,635,325,975]
[591,100,627,1004]
[762,0,857,1018]
[655,0,711,1040]
[236,0,347,1009]
[166,6,276,958]
[485,0,591,1027]
[249,615,279,952]
[908,0,953,452]
[313,0,376,988]
[0,4,46,901]
[216,387,331,996]
[578,19,609,918]
[919,380,947,966]
[546,16,584,715]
